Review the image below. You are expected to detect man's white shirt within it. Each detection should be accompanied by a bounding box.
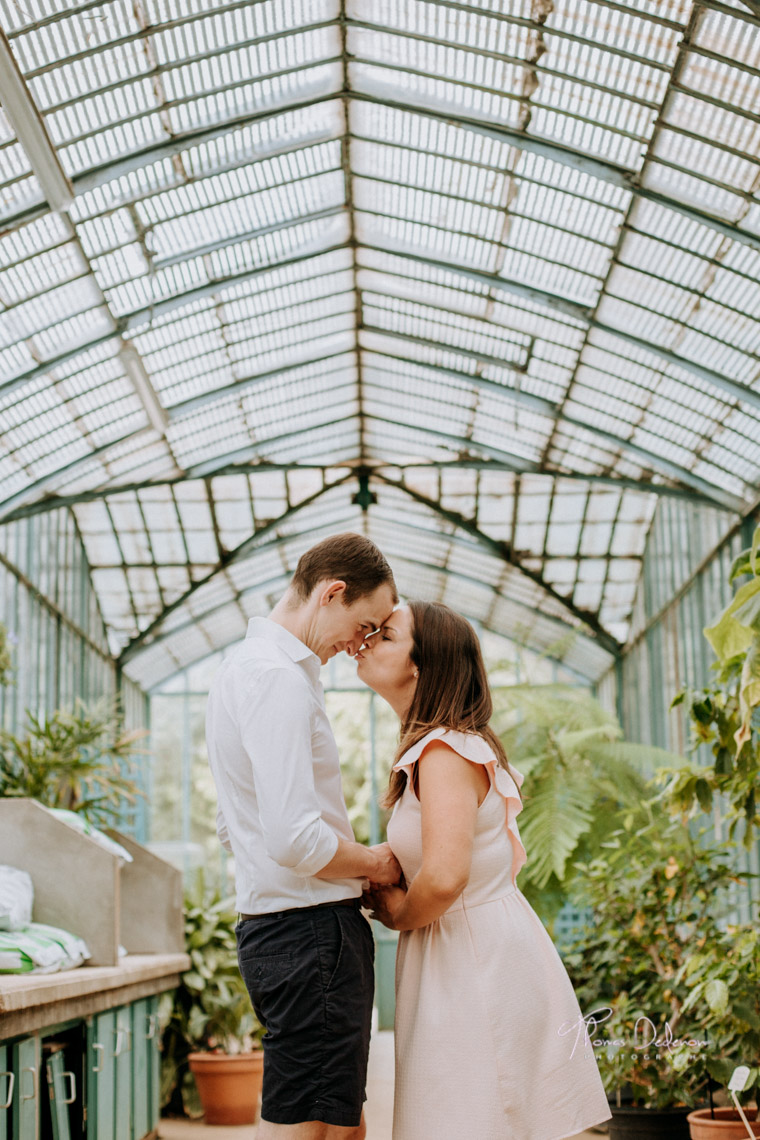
[206,616,360,915]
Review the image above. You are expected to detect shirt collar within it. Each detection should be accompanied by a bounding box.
[246,616,321,678]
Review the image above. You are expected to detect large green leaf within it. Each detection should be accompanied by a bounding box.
[704,978,729,1016]
[705,578,760,663]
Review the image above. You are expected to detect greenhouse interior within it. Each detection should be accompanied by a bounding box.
[1,0,760,1137]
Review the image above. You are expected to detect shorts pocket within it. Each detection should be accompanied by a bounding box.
[239,951,294,1031]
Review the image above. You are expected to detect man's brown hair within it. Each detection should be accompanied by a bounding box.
[290,532,397,606]
[382,600,520,808]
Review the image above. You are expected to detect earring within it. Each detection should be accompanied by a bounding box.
[413,669,419,678]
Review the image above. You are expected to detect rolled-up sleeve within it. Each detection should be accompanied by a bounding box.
[233,665,339,876]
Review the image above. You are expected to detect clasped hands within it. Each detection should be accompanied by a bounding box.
[364,842,406,930]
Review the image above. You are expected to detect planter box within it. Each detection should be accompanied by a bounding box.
[0,799,183,966]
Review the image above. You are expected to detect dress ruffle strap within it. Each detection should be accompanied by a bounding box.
[392,727,527,884]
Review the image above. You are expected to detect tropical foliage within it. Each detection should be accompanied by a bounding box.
[492,684,684,922]
[0,697,144,826]
[657,525,760,847]
[564,801,759,1110]
[159,876,263,1116]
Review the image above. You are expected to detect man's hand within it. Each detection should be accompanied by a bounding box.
[367,842,402,885]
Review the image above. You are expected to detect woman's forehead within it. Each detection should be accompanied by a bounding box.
[381,602,411,633]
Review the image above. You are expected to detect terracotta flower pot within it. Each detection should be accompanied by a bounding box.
[687,1107,760,1139]
[188,1050,264,1125]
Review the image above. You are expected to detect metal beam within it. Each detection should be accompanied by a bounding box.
[366,410,746,514]
[5,81,759,257]
[705,0,760,21]
[112,489,612,684]
[74,101,342,200]
[182,412,361,480]
[391,460,722,502]
[122,243,349,332]
[347,18,661,109]
[117,473,354,665]
[0,402,358,523]
[153,204,347,270]
[373,472,622,657]
[347,92,760,255]
[2,346,744,523]
[339,2,365,465]
[361,267,760,405]
[0,241,350,400]
[360,341,736,506]
[1,452,711,524]
[360,324,530,374]
[361,244,760,417]
[135,515,606,679]
[169,350,355,418]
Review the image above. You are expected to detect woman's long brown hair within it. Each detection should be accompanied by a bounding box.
[382,600,520,809]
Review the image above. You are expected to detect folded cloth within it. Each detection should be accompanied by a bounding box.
[0,865,33,931]
[0,921,90,974]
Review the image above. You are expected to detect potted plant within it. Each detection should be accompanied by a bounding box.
[681,923,760,1138]
[648,524,760,1137]
[0,697,144,824]
[160,876,264,1125]
[563,797,758,1140]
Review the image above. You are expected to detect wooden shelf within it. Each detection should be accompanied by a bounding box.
[0,953,190,1039]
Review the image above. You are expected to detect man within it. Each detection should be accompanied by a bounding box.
[206,532,401,1140]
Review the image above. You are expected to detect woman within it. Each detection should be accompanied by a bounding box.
[357,601,611,1140]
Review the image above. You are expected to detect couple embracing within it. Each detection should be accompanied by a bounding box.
[206,533,611,1140]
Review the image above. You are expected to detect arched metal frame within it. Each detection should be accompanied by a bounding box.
[1,0,758,686]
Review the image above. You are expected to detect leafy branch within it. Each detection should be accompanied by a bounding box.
[0,697,145,826]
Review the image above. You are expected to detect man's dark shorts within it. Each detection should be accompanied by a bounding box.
[236,899,375,1127]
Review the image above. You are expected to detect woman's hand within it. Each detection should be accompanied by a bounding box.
[362,883,408,930]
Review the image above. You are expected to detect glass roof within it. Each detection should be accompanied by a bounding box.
[1,0,759,686]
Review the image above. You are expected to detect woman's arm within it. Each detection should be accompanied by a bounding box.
[368,742,487,931]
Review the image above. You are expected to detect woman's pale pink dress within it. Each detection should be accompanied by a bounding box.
[386,727,612,1140]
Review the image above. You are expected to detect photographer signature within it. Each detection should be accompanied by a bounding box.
[558,1007,709,1059]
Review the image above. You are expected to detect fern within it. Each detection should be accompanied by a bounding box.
[518,765,592,886]
[493,683,685,919]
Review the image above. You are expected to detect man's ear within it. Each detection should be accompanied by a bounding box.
[318,580,347,606]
